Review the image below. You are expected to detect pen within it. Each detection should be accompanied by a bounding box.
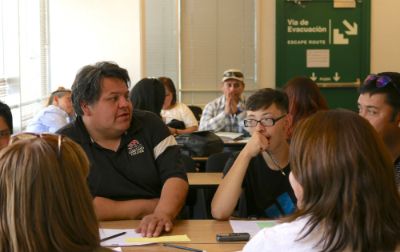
[163,243,204,252]
[100,231,126,242]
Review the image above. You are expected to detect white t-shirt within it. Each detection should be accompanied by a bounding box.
[243,216,325,252]
[161,102,198,128]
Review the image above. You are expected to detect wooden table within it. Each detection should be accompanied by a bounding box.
[100,220,245,252]
[187,172,223,188]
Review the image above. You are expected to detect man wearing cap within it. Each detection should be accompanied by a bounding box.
[199,69,246,133]
[358,72,400,186]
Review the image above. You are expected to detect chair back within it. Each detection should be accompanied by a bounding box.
[188,105,203,121]
[205,152,232,172]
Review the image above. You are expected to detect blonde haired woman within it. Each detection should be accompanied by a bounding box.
[26,87,74,133]
[244,110,400,251]
[0,133,110,252]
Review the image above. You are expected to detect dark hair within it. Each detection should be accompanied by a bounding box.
[283,76,328,136]
[289,109,400,251]
[246,88,288,113]
[130,78,165,116]
[158,77,177,106]
[71,61,130,116]
[47,87,71,106]
[0,102,13,134]
[359,72,400,116]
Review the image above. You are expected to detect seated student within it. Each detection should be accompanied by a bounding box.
[199,69,246,133]
[283,76,328,139]
[130,78,165,116]
[159,76,198,135]
[58,62,188,238]
[358,72,400,186]
[243,110,400,252]
[26,87,74,133]
[0,133,111,252]
[211,88,296,220]
[0,101,13,150]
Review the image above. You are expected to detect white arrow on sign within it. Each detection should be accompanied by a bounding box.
[310,72,317,82]
[333,72,341,82]
[343,20,358,35]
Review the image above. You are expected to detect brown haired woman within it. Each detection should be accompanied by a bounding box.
[283,76,328,139]
[244,110,400,251]
[159,77,198,135]
[0,133,111,252]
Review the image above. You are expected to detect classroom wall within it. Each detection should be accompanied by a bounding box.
[48,0,141,89]
[370,0,400,73]
[48,0,400,90]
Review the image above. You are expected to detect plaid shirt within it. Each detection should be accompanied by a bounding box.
[199,95,246,133]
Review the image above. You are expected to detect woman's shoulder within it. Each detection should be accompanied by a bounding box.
[243,216,323,252]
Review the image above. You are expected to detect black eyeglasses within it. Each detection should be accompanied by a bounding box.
[363,74,400,95]
[244,114,286,128]
[10,133,64,158]
[223,71,244,78]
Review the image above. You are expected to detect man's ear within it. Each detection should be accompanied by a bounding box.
[53,95,59,105]
[81,102,91,116]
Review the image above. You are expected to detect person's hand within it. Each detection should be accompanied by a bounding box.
[242,131,269,158]
[136,212,173,237]
[224,93,239,115]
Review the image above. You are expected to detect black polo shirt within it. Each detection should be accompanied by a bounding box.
[58,110,187,200]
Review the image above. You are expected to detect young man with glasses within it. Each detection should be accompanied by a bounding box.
[211,88,296,220]
[358,72,400,186]
[58,62,188,237]
[199,69,246,133]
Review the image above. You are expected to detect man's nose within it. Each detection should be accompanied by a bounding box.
[255,122,266,132]
[119,96,131,107]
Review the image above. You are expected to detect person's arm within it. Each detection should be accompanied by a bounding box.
[93,197,159,221]
[136,177,188,237]
[211,132,269,220]
[174,125,198,135]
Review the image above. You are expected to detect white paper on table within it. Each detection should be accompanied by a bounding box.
[229,220,277,238]
[99,228,153,247]
[215,132,243,140]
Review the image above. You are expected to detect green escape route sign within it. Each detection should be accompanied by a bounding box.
[276,0,370,110]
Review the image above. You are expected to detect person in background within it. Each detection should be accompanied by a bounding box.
[283,76,328,139]
[159,77,198,135]
[26,87,74,133]
[199,69,246,133]
[212,88,296,220]
[0,133,111,252]
[358,72,400,186]
[130,78,165,116]
[0,101,13,150]
[243,110,400,251]
[58,62,188,238]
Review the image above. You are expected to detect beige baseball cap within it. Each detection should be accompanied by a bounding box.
[222,69,244,82]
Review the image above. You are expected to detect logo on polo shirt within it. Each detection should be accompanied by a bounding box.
[128,139,144,156]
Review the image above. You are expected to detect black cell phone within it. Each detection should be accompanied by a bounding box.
[216,232,250,242]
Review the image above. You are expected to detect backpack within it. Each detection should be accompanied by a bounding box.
[175,131,224,157]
